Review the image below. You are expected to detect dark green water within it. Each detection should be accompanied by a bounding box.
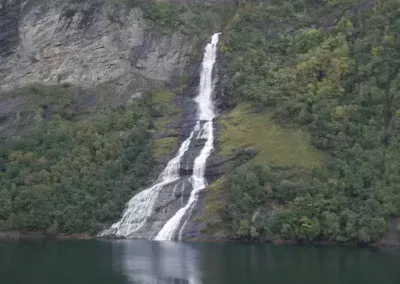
[1,240,400,284]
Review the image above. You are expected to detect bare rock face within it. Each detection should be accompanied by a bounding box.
[0,0,193,92]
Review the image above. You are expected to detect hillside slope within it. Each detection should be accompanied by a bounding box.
[201,0,400,245]
[0,0,234,235]
[1,0,400,245]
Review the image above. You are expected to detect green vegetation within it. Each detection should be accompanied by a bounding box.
[218,103,323,165]
[151,89,180,158]
[0,85,178,235]
[2,0,399,245]
[207,0,400,243]
[7,84,83,121]
[107,0,234,36]
[154,137,177,158]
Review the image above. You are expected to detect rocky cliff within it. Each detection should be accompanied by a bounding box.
[0,0,194,92]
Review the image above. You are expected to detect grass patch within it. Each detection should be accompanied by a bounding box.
[203,177,226,217]
[151,89,179,130]
[154,137,178,158]
[150,88,180,158]
[217,103,324,166]
[197,177,229,234]
[153,89,174,104]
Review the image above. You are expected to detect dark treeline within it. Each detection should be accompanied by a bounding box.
[0,90,168,235]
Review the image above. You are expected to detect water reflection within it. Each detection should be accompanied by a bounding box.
[198,243,400,284]
[111,240,202,284]
[1,240,400,284]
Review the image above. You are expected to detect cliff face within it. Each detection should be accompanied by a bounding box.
[0,0,205,142]
[0,0,193,92]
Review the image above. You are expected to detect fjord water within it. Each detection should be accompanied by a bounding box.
[1,240,400,284]
[101,33,220,240]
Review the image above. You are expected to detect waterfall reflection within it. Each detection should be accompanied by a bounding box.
[111,240,202,284]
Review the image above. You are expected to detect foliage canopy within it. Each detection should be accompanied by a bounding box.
[215,0,400,243]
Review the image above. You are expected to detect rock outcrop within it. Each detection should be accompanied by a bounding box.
[0,0,200,143]
[0,0,193,92]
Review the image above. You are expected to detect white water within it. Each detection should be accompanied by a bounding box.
[155,33,220,241]
[99,130,196,237]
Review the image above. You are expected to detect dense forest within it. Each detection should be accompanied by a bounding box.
[0,86,175,234]
[214,0,400,243]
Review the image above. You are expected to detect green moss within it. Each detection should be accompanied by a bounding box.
[153,89,174,104]
[197,177,228,232]
[217,103,324,166]
[151,89,179,131]
[150,88,181,159]
[154,137,178,158]
[204,177,226,215]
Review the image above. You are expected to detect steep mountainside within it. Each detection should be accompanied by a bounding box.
[0,0,234,235]
[1,0,400,245]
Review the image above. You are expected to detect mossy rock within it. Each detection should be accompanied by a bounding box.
[154,137,178,158]
[150,88,181,159]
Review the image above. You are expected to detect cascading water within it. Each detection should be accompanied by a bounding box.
[155,33,220,241]
[99,131,196,237]
[99,33,220,240]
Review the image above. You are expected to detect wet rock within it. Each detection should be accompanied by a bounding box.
[0,0,20,57]
[177,42,231,240]
[182,60,201,99]
[0,95,33,141]
[123,178,194,240]
[213,49,232,111]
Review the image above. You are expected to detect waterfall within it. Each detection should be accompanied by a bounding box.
[98,131,196,237]
[155,33,220,241]
[99,33,220,240]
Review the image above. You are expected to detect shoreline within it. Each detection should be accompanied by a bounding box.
[184,237,400,249]
[1,230,399,249]
[0,231,92,241]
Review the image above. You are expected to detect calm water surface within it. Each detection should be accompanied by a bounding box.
[1,240,400,284]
